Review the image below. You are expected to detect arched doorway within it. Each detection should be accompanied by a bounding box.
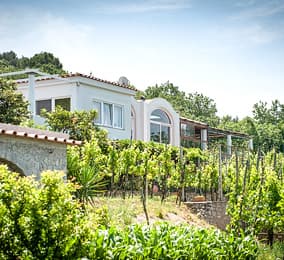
[150,109,171,144]
[0,158,25,176]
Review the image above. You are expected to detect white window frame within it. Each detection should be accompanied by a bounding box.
[150,109,172,144]
[35,98,52,115]
[150,122,171,144]
[54,96,71,111]
[93,99,124,129]
[35,96,72,116]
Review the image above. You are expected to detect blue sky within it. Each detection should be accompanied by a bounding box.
[1,0,284,118]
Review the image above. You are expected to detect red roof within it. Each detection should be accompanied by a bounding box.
[17,72,137,91]
[0,123,81,145]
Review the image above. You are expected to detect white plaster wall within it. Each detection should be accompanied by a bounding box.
[18,80,77,124]
[130,97,144,141]
[131,98,180,147]
[17,78,180,145]
[17,77,135,140]
[77,84,133,140]
[18,80,76,108]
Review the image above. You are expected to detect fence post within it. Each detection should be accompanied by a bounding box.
[218,145,223,201]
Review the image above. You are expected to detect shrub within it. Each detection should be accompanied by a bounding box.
[87,223,259,259]
[0,166,90,259]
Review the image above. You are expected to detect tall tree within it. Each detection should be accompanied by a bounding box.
[0,51,65,76]
[252,100,284,151]
[41,106,103,141]
[142,82,219,126]
[0,78,29,124]
[185,92,218,126]
[29,52,64,74]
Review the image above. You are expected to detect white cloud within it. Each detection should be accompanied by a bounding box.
[234,0,256,8]
[232,0,284,20]
[224,24,283,45]
[96,0,191,14]
[0,9,98,73]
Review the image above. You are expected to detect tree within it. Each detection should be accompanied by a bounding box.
[0,166,90,259]
[29,52,64,74]
[142,82,219,126]
[41,106,105,141]
[0,50,66,77]
[185,92,219,126]
[252,100,284,151]
[0,78,29,124]
[253,100,284,125]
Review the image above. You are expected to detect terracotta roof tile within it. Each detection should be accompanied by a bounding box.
[17,72,137,91]
[0,123,81,145]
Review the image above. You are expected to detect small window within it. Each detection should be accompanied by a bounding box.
[114,105,123,128]
[94,100,123,128]
[103,103,113,126]
[94,101,101,124]
[36,99,51,115]
[55,98,71,111]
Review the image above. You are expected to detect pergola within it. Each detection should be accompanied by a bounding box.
[180,116,253,154]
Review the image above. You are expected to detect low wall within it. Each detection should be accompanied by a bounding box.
[184,201,230,230]
[0,135,67,179]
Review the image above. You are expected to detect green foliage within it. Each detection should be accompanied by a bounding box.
[252,100,284,151]
[29,52,64,74]
[0,166,90,259]
[67,138,107,204]
[0,78,29,124]
[42,106,105,141]
[0,50,65,76]
[219,100,284,152]
[226,151,284,240]
[68,137,209,204]
[142,81,219,126]
[258,241,284,260]
[0,165,261,259]
[88,223,258,259]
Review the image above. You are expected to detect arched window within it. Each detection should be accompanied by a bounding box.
[150,109,171,144]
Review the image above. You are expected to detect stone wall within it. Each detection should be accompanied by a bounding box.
[0,135,67,179]
[185,201,230,230]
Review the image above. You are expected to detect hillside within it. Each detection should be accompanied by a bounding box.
[91,196,212,229]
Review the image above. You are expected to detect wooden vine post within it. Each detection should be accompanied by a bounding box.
[235,150,239,200]
[141,151,150,225]
[176,146,185,205]
[218,145,223,201]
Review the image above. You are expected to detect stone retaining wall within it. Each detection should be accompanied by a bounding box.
[0,135,67,179]
[184,201,230,230]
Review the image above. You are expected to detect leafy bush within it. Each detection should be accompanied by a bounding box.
[87,223,258,260]
[0,165,260,259]
[0,166,90,259]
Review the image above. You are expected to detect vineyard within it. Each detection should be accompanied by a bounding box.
[68,138,284,244]
[0,137,284,258]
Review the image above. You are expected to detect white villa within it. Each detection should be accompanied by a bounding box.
[15,71,180,146]
[0,69,252,152]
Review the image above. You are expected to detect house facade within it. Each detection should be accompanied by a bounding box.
[17,73,136,141]
[16,71,180,146]
[0,69,251,150]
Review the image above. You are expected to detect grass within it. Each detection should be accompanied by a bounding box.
[89,195,284,259]
[258,241,284,260]
[90,195,210,229]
